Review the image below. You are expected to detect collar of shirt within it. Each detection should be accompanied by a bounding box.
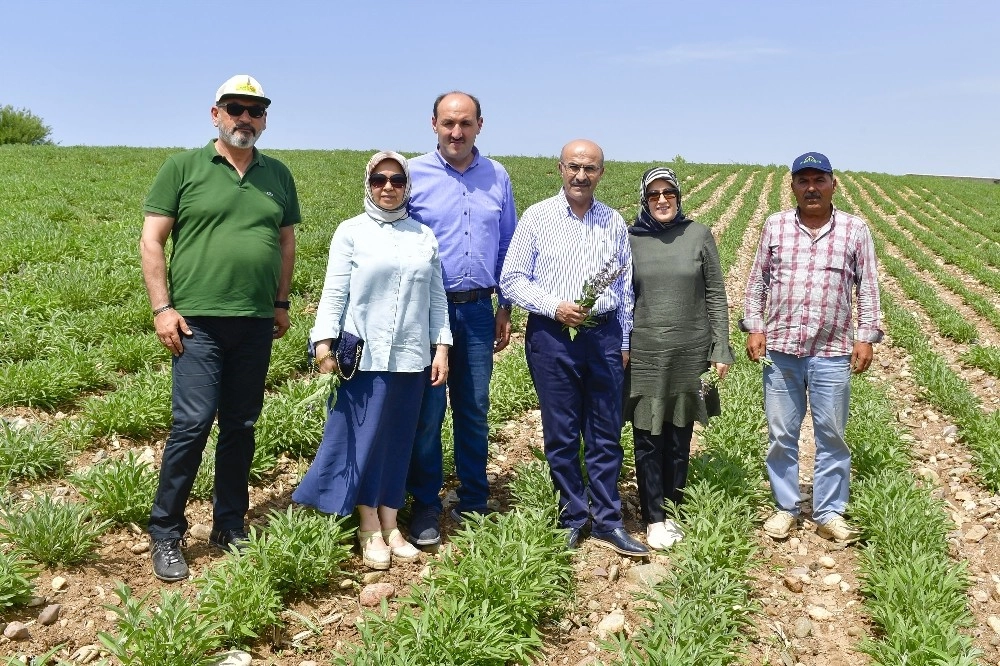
[794,206,835,240]
[431,145,481,174]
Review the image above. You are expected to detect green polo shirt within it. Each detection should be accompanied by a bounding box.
[144,140,301,317]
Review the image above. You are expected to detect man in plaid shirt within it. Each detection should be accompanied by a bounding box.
[741,151,883,543]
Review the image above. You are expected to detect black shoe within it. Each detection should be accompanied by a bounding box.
[151,538,189,582]
[567,527,584,550]
[209,528,249,553]
[408,504,441,547]
[591,527,650,557]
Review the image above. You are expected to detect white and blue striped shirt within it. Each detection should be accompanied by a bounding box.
[499,190,634,349]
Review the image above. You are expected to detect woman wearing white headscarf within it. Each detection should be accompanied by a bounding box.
[293,151,452,570]
[625,166,733,550]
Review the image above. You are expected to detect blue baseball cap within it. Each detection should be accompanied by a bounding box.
[791,152,833,174]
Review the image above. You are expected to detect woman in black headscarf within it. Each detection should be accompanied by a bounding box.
[625,166,734,550]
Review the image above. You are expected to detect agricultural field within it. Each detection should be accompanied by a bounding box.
[1,144,999,665]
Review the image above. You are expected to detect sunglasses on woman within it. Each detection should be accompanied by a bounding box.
[369,174,408,188]
[645,188,679,203]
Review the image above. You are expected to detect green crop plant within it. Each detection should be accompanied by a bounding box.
[196,548,284,647]
[98,584,224,666]
[0,421,67,486]
[72,451,158,525]
[0,494,111,567]
[0,349,109,408]
[0,547,37,610]
[961,344,1000,379]
[255,378,327,460]
[337,467,573,666]
[245,506,353,596]
[78,368,172,438]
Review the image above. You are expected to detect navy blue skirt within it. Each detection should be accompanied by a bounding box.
[292,370,424,516]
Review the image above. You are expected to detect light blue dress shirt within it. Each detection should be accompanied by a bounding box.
[407,148,517,304]
[311,212,452,372]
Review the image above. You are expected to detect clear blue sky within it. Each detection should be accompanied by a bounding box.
[4,1,998,177]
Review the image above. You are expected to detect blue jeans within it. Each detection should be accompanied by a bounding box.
[763,351,852,525]
[148,317,273,540]
[407,298,494,513]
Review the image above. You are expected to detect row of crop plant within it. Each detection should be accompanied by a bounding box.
[849,176,1000,295]
[885,175,1000,258]
[839,175,1000,383]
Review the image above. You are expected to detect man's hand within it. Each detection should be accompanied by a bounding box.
[273,307,291,339]
[494,307,512,353]
[155,309,192,355]
[555,301,589,327]
[745,332,767,362]
[851,341,874,374]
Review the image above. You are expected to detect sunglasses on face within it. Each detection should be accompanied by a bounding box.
[645,188,679,203]
[368,173,408,188]
[561,162,601,176]
[220,102,266,118]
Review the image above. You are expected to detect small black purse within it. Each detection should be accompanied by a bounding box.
[334,331,365,381]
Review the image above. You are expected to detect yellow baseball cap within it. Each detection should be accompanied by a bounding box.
[215,75,271,106]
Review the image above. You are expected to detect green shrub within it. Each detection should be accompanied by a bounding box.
[0,105,52,145]
[72,451,158,525]
[0,494,111,566]
[0,547,37,610]
[98,584,223,666]
[0,421,67,486]
[196,552,283,647]
[247,506,353,595]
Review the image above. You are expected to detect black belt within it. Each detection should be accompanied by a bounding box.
[447,287,495,304]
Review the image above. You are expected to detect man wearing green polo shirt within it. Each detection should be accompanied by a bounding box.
[139,74,300,582]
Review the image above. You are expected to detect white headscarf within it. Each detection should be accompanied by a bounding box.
[363,150,411,223]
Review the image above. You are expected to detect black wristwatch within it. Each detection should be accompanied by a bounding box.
[274,300,291,309]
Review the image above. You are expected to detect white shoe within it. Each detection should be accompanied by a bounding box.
[763,510,797,539]
[646,521,684,550]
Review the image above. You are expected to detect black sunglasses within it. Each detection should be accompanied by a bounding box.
[220,102,266,119]
[369,174,408,188]
[645,188,679,203]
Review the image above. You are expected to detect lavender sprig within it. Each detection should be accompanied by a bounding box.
[565,257,627,341]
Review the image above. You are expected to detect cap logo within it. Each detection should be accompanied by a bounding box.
[801,155,820,164]
[235,78,259,94]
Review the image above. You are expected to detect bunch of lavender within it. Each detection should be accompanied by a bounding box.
[699,357,772,399]
[565,257,627,341]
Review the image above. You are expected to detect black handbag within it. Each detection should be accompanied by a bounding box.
[334,331,365,381]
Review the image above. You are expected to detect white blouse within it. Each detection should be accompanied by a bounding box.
[311,212,452,372]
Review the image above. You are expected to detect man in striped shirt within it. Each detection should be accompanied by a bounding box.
[742,151,883,544]
[500,139,647,557]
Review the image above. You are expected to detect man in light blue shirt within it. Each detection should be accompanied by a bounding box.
[500,139,647,557]
[405,91,518,547]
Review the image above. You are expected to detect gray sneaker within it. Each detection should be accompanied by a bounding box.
[151,538,189,582]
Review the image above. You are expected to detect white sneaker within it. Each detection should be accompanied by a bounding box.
[763,510,797,539]
[646,520,684,550]
[816,515,860,543]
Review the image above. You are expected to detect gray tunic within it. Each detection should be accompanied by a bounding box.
[625,220,735,433]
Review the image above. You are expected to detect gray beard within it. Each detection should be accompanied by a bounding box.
[218,125,257,150]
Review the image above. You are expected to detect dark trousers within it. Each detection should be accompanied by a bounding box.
[148,317,273,540]
[525,313,625,532]
[633,423,694,524]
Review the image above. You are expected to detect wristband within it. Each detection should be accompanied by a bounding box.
[274,300,291,309]
[152,304,173,316]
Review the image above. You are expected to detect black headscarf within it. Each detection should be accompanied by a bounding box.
[630,166,692,235]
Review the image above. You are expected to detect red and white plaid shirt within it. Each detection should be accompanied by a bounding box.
[742,207,883,357]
